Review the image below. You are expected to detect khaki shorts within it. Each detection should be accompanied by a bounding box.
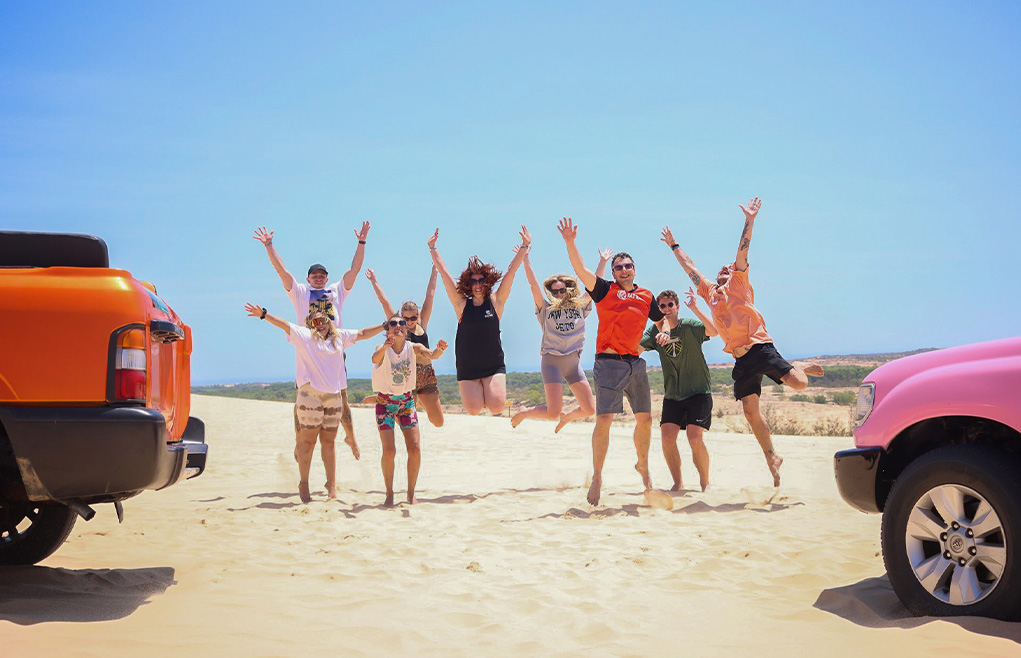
[295,384,342,431]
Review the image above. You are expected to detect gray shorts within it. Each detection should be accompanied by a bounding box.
[540,351,587,385]
[593,355,652,415]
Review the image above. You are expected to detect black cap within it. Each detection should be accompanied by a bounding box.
[307,263,328,276]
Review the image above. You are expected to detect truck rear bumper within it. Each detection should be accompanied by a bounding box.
[0,406,206,502]
[833,446,884,514]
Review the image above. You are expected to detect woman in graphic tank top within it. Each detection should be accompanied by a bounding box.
[428,225,531,416]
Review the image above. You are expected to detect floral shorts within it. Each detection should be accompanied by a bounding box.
[415,361,439,395]
[375,392,419,430]
[295,384,342,431]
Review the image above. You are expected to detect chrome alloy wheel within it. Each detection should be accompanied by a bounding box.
[905,483,1007,606]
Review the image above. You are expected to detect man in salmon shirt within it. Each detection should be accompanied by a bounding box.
[661,197,823,487]
[559,217,664,505]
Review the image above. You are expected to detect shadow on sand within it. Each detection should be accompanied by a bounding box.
[814,575,1021,643]
[0,565,175,625]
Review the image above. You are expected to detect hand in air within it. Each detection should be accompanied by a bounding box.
[598,247,613,261]
[244,302,264,318]
[684,287,698,309]
[557,217,577,242]
[435,339,448,351]
[660,226,676,248]
[427,228,439,250]
[354,221,371,242]
[253,227,274,246]
[519,225,532,248]
[739,197,762,221]
[365,268,377,283]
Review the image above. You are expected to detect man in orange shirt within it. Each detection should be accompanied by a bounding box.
[560,217,664,505]
[662,198,822,487]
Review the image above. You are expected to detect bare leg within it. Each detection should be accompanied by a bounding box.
[555,380,597,433]
[339,390,360,459]
[481,374,507,415]
[417,391,444,428]
[319,428,338,499]
[295,427,319,503]
[782,363,824,390]
[588,414,613,505]
[458,380,486,415]
[741,393,782,487]
[660,422,682,490]
[512,383,564,427]
[402,425,421,504]
[686,425,711,492]
[379,428,397,507]
[633,413,653,490]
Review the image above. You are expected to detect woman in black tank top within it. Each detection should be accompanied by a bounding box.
[365,267,445,427]
[428,226,531,416]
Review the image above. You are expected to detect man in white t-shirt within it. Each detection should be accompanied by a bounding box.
[254,222,371,457]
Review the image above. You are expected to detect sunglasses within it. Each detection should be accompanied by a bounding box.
[658,301,676,309]
[402,315,418,321]
[611,262,635,272]
[388,319,407,327]
[550,287,568,296]
[470,277,487,285]
[311,317,330,326]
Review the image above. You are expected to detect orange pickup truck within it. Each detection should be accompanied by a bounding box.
[0,231,207,564]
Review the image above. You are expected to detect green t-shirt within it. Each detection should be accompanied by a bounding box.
[641,318,711,400]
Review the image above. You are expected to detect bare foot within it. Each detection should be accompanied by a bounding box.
[324,481,336,500]
[298,481,311,504]
[345,436,360,460]
[406,494,418,505]
[670,482,682,492]
[511,409,527,428]
[700,481,709,493]
[361,394,377,405]
[634,462,653,490]
[797,363,824,377]
[554,413,569,433]
[587,476,602,506]
[766,451,783,487]
[384,492,395,508]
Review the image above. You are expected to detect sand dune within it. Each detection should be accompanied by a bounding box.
[2,394,1018,656]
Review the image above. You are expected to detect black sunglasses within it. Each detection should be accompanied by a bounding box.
[388,319,407,327]
[658,301,676,308]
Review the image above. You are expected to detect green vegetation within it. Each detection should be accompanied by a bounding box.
[830,390,856,405]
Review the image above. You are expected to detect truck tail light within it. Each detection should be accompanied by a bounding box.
[114,328,147,401]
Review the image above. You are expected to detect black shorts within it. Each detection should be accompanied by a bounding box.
[660,393,713,430]
[731,343,793,400]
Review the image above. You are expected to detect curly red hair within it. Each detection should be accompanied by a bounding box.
[455,256,502,298]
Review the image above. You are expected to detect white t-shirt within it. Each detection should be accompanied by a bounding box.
[288,278,350,328]
[371,341,417,396]
[287,325,358,393]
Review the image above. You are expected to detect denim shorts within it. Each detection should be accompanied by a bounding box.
[593,354,652,415]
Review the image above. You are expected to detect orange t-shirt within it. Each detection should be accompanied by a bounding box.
[698,268,772,355]
[589,277,662,356]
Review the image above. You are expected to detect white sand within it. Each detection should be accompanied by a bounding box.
[2,394,1019,656]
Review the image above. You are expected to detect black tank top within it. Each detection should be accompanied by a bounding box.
[407,328,430,348]
[454,297,506,381]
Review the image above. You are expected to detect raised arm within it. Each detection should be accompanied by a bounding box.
[354,322,386,342]
[412,338,449,362]
[419,266,438,329]
[253,227,295,292]
[734,197,761,272]
[594,247,612,279]
[661,226,707,289]
[364,268,396,318]
[558,217,597,291]
[522,249,545,311]
[493,225,531,317]
[342,221,371,290]
[371,333,394,365]
[245,302,291,334]
[427,228,466,317]
[684,287,718,337]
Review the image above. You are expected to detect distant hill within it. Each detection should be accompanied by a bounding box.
[708,347,939,369]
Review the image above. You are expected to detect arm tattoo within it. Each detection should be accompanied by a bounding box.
[740,237,750,250]
[689,272,701,286]
[739,221,751,251]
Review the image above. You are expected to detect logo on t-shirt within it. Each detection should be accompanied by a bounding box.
[662,337,682,358]
[484,309,494,319]
[615,289,644,302]
[549,307,582,333]
[392,356,413,384]
[309,289,337,321]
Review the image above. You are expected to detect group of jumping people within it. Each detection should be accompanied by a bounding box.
[247,197,822,507]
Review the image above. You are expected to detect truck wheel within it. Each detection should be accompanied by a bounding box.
[881,445,1021,620]
[0,501,77,565]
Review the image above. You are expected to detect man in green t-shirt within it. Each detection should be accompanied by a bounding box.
[640,288,718,491]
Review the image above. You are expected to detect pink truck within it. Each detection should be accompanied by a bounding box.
[834,336,1021,620]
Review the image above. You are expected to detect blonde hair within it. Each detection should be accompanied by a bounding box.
[542,274,582,311]
[304,310,339,347]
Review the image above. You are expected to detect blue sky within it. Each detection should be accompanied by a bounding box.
[3,1,1019,384]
